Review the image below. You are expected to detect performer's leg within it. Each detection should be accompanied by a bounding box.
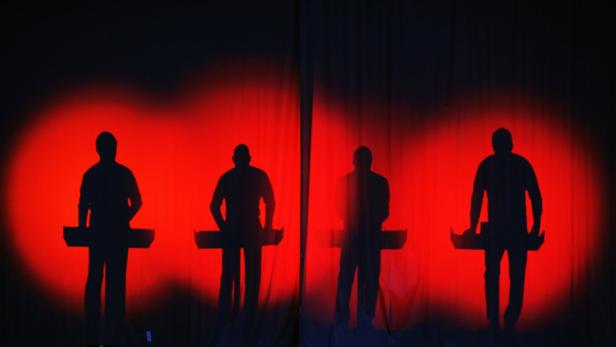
[335,246,358,326]
[484,247,505,326]
[104,246,128,343]
[357,249,365,326]
[85,246,104,342]
[219,247,240,325]
[364,248,381,324]
[105,247,128,320]
[504,248,527,329]
[242,244,261,346]
[232,257,240,318]
[244,246,262,327]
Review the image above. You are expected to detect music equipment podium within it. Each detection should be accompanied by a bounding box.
[63,227,155,248]
[323,229,407,249]
[450,222,544,251]
[194,229,284,248]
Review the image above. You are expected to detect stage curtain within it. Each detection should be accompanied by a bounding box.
[299,1,614,346]
[1,9,299,346]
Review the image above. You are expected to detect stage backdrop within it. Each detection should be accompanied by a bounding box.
[299,1,613,346]
[304,90,605,329]
[1,5,301,345]
[1,2,615,347]
[3,61,299,345]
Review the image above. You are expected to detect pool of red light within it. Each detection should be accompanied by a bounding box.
[3,65,299,315]
[304,91,606,330]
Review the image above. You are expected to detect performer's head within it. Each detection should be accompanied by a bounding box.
[492,128,513,155]
[233,144,251,168]
[353,146,373,172]
[96,131,117,163]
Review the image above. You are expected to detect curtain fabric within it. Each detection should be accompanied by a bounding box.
[299,1,614,346]
[1,2,615,346]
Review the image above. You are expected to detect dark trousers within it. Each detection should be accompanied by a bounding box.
[218,245,262,328]
[84,245,128,342]
[335,245,381,325]
[484,246,527,327]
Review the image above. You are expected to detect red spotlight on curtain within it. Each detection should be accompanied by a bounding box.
[303,89,606,332]
[3,62,299,342]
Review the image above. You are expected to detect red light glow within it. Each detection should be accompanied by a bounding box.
[4,65,299,316]
[304,91,606,330]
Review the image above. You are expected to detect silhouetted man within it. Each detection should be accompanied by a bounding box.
[211,144,275,336]
[79,131,142,344]
[468,128,542,337]
[335,146,389,332]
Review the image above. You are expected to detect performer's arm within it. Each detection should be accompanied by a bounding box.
[262,174,275,231]
[127,171,143,222]
[527,164,542,233]
[381,179,390,223]
[470,163,486,233]
[78,174,90,228]
[78,206,89,228]
[210,177,226,231]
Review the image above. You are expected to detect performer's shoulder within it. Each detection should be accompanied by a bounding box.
[113,162,137,178]
[219,168,236,181]
[83,164,97,176]
[371,171,389,185]
[83,162,102,179]
[511,153,533,168]
[480,155,496,166]
[249,166,269,179]
[476,155,497,173]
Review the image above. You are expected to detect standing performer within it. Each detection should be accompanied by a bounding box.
[335,146,389,332]
[211,144,275,340]
[467,128,542,340]
[79,131,142,345]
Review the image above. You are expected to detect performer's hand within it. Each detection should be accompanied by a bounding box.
[464,227,476,236]
[530,223,540,235]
